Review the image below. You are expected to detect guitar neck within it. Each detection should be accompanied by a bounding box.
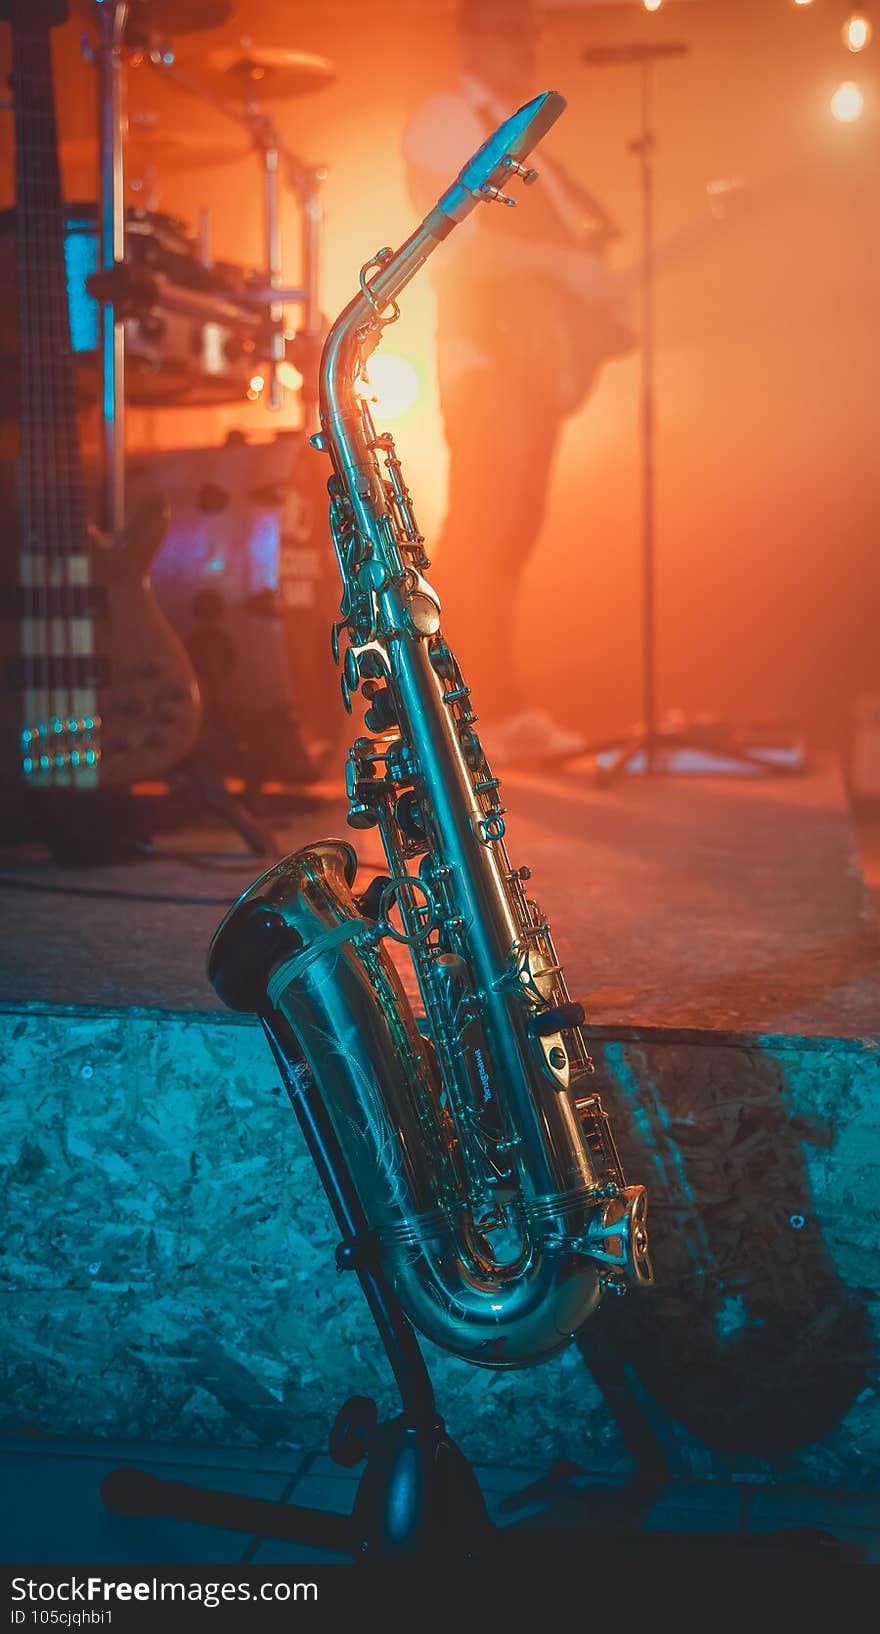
[11,1,87,553]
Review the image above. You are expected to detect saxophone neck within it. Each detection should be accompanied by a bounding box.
[318,89,568,447]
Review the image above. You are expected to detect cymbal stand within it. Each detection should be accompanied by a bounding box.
[142,45,327,425]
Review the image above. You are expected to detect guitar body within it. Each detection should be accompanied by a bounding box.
[0,482,201,790]
[0,0,201,850]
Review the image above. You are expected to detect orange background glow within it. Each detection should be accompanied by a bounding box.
[1,0,877,753]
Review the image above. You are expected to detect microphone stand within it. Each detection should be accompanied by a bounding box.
[582,46,800,782]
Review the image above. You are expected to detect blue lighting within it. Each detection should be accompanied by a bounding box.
[64,217,100,356]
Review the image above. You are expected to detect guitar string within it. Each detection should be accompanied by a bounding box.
[14,15,39,779]
[21,20,54,784]
[34,28,56,785]
[44,17,78,787]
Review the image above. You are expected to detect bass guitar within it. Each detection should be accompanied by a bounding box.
[0,0,200,851]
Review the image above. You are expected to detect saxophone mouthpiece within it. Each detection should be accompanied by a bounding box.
[428,89,567,232]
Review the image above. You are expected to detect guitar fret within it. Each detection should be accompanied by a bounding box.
[8,655,110,690]
[3,586,108,619]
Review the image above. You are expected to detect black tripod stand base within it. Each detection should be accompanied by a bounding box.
[589,723,805,786]
[101,1406,492,1563]
[100,1466,354,1555]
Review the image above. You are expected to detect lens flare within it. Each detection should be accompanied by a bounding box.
[356,352,420,419]
[831,80,865,121]
[843,14,872,51]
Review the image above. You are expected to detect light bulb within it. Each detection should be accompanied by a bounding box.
[355,353,420,420]
[831,80,865,120]
[843,14,872,51]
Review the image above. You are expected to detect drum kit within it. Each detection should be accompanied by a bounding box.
[60,0,343,798]
[75,0,335,535]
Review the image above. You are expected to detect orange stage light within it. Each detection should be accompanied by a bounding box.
[844,14,872,52]
[831,80,865,120]
[355,352,421,420]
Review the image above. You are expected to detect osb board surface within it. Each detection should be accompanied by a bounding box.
[1,1007,877,1487]
[1,753,877,1036]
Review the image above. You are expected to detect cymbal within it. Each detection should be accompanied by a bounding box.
[61,131,252,175]
[191,46,337,101]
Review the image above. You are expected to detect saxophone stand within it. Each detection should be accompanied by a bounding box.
[101,1014,492,1562]
[580,43,801,786]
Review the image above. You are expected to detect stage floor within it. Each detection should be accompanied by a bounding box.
[1,1431,875,1565]
[1,751,878,1037]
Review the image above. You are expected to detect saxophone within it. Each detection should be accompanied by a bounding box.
[208,91,652,1370]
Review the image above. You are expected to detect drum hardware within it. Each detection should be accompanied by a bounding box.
[62,128,255,178]
[140,43,331,421]
[186,44,338,102]
[73,0,234,40]
[86,255,269,339]
[74,0,274,849]
[0,201,273,410]
[125,432,343,789]
[69,2,334,830]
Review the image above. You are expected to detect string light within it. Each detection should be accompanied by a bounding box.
[843,13,872,51]
[831,80,865,120]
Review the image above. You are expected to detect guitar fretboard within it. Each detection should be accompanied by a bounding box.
[12,1,88,553]
[9,1,99,791]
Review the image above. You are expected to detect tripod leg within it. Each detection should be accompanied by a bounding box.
[170,764,278,856]
[101,1467,355,1555]
[593,735,648,786]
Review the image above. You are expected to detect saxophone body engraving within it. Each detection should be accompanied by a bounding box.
[208,92,652,1368]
